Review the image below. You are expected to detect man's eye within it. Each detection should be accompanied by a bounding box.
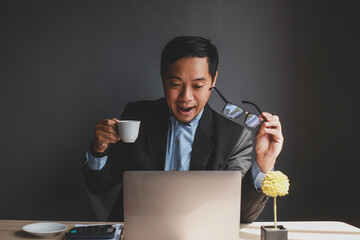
[170,83,181,87]
[194,85,204,89]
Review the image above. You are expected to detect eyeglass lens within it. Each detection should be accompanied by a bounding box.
[223,103,244,119]
[245,113,263,128]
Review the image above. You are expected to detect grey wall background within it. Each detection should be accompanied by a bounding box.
[1,0,359,227]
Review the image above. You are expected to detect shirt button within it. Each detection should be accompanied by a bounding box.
[175,140,179,145]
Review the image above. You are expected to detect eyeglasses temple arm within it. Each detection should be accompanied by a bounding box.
[242,100,263,115]
[209,87,230,103]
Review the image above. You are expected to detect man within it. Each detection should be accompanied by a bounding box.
[83,36,284,223]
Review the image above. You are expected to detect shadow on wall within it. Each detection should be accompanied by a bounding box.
[87,185,121,221]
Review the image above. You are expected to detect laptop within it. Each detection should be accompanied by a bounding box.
[123,171,242,240]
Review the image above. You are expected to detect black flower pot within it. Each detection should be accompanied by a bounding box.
[261,225,288,240]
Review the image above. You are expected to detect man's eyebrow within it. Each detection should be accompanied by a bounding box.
[168,75,182,80]
[167,76,207,81]
[192,77,206,81]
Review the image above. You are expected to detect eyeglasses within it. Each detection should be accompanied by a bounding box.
[209,87,264,128]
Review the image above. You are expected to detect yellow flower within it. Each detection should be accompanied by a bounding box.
[261,171,290,197]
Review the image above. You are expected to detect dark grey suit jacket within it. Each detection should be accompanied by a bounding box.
[83,98,267,223]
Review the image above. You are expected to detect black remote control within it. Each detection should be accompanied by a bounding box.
[65,225,116,239]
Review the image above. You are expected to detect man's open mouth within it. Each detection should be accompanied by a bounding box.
[178,106,195,114]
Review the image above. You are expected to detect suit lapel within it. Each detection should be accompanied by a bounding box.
[148,99,169,170]
[190,104,215,170]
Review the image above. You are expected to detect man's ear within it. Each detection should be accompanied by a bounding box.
[212,71,218,88]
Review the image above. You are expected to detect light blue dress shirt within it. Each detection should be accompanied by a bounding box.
[85,109,267,189]
[164,110,203,171]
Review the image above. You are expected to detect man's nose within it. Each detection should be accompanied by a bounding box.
[179,86,193,101]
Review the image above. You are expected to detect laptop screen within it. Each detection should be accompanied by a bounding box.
[123,171,241,240]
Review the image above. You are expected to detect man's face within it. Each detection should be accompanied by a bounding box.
[162,57,217,123]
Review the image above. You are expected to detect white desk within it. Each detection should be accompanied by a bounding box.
[240,221,360,240]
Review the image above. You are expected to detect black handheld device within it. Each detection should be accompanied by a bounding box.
[65,225,116,239]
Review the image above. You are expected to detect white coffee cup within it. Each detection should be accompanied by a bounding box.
[117,120,141,143]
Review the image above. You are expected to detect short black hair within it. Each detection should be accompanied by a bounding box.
[160,36,219,80]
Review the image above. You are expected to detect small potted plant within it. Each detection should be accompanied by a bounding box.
[260,171,290,240]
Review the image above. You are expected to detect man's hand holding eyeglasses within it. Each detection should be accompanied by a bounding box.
[255,112,284,173]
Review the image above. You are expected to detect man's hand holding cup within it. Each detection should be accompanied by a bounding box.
[93,118,141,153]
